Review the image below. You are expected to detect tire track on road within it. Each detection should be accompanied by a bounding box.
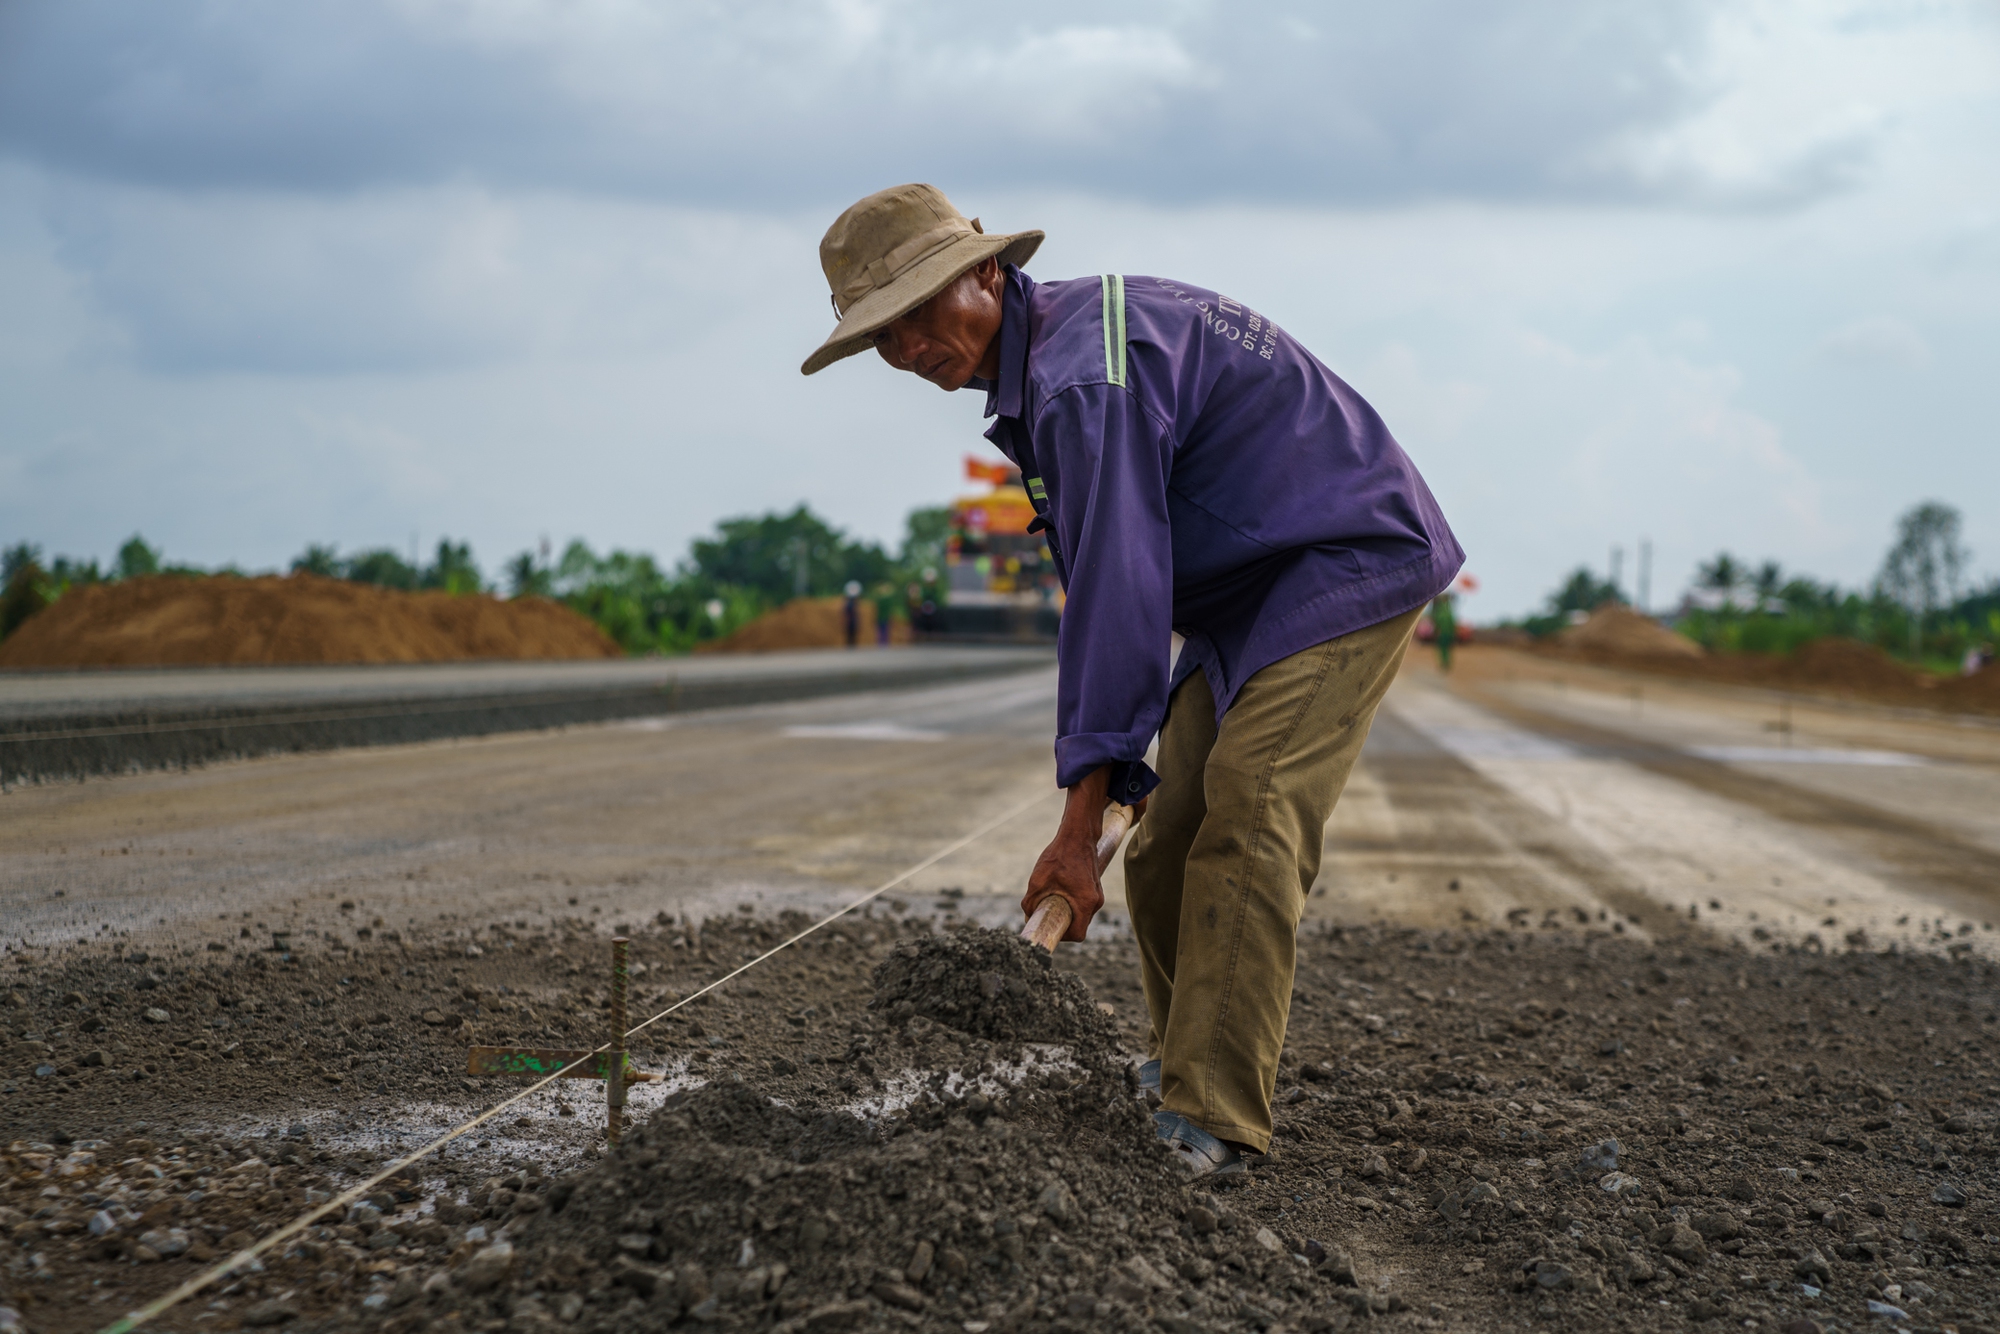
[1330,707,1697,938]
[1458,681,2000,930]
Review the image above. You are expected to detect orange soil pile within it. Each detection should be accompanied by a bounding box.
[1774,638,1923,693]
[1530,620,2000,718]
[0,574,620,668]
[694,596,911,654]
[1935,663,2000,715]
[1557,604,1704,659]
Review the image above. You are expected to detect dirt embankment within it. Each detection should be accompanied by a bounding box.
[0,575,620,669]
[696,597,910,655]
[1556,605,1706,661]
[1531,608,2000,718]
[6,914,1998,1334]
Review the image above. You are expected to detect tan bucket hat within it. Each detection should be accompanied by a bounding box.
[801,183,1043,376]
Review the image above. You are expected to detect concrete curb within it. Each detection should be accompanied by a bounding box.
[1,651,1053,784]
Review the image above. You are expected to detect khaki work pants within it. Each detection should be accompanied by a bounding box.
[1124,607,1420,1151]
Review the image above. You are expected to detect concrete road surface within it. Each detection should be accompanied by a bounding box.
[0,647,1051,721]
[7,647,1998,961]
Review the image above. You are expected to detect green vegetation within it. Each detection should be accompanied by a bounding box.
[898,506,951,578]
[686,506,892,600]
[116,535,161,580]
[291,539,478,593]
[1515,567,1625,637]
[1878,501,1968,662]
[500,506,931,655]
[0,539,145,640]
[1674,503,1994,670]
[24,498,1974,666]
[1518,502,1997,672]
[0,545,50,641]
[1675,587,2000,673]
[1,506,944,655]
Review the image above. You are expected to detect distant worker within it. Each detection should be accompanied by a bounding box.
[909,570,942,637]
[1429,592,1458,672]
[841,580,862,649]
[801,185,1461,1175]
[1965,643,1994,677]
[872,583,898,647]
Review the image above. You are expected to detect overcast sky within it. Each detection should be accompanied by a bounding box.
[2,0,1995,617]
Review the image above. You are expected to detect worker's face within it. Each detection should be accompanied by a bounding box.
[872,257,1004,392]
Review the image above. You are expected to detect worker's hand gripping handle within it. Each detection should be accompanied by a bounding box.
[1020,802,1135,950]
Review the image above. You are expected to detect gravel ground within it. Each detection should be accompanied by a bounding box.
[5,912,1998,1334]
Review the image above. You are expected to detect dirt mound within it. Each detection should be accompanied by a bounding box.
[1780,637,1923,692]
[694,597,908,654]
[13,913,2000,1334]
[1522,631,1989,714]
[1557,605,1703,659]
[0,574,619,669]
[1937,664,2000,713]
[869,927,1121,1047]
[456,1075,1236,1334]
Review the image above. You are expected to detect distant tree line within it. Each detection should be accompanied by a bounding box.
[1,535,188,641]
[497,505,948,653]
[289,539,484,595]
[1,504,952,655]
[1514,501,1997,671]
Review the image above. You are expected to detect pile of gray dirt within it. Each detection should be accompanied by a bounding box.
[867,926,1122,1047]
[20,914,1995,1334]
[326,926,1378,1334]
[442,1085,1369,1334]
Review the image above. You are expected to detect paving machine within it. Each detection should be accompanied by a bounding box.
[916,456,1062,642]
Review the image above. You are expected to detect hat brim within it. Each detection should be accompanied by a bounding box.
[800,229,1043,376]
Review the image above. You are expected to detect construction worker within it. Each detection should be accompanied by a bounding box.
[802,185,1461,1175]
[872,583,899,647]
[841,580,862,649]
[1429,592,1458,672]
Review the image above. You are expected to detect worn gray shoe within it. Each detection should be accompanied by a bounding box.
[1153,1110,1245,1177]
[1137,1059,1160,1095]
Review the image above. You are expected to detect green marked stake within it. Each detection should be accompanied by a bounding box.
[465,1047,643,1081]
[465,937,657,1151]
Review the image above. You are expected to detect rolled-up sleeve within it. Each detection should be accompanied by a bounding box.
[1036,383,1175,801]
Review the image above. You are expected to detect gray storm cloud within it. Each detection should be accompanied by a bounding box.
[0,0,1989,617]
[0,0,1863,209]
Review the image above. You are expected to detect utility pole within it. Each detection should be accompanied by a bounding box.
[1637,539,1652,615]
[1610,545,1624,600]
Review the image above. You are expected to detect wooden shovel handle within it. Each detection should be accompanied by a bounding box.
[1020,802,1137,951]
[1021,895,1073,951]
[1094,802,1136,873]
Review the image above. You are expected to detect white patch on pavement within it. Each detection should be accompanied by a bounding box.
[1686,745,1929,767]
[1407,725,1581,762]
[781,722,947,742]
[1378,679,1996,958]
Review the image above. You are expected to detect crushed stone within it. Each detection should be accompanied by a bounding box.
[7,916,2000,1334]
[868,926,1121,1048]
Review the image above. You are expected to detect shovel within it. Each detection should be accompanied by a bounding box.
[1019,801,1136,950]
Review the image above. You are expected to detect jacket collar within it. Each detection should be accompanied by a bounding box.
[976,264,1033,420]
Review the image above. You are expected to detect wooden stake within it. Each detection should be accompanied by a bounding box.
[607,936,628,1146]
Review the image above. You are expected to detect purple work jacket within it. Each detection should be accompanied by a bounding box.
[974,266,1463,802]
